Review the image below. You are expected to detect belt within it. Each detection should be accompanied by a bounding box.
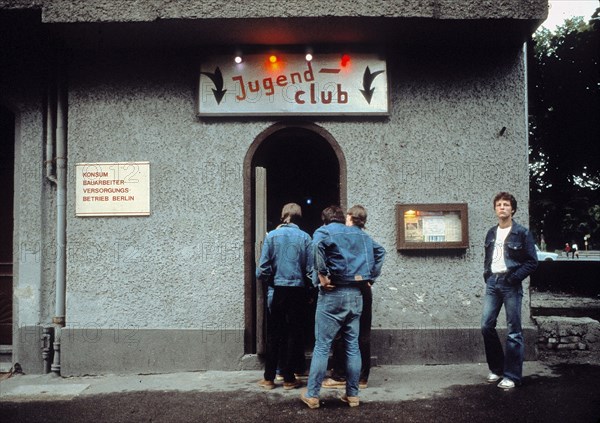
[329,277,372,284]
[320,284,362,292]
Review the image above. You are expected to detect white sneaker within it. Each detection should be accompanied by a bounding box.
[497,378,516,390]
[486,372,501,383]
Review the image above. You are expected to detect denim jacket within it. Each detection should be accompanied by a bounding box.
[483,220,538,285]
[314,222,386,285]
[256,223,313,287]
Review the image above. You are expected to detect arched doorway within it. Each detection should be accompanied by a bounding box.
[243,122,346,354]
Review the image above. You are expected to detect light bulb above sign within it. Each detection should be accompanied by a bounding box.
[198,53,388,116]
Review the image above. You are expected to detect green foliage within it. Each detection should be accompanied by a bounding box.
[529,10,600,250]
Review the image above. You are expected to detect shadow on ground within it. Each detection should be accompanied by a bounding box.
[2,365,599,423]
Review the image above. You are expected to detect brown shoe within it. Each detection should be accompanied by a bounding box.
[359,380,368,389]
[300,389,320,409]
[257,379,275,390]
[294,372,308,381]
[283,379,302,390]
[341,395,360,407]
[322,377,346,389]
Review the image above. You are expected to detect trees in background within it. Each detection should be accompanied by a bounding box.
[528,9,600,251]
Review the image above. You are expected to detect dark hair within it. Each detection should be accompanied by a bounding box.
[493,192,517,215]
[321,205,345,224]
[347,204,367,228]
[281,203,302,223]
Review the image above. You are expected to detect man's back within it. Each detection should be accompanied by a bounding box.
[257,223,312,287]
[314,222,385,284]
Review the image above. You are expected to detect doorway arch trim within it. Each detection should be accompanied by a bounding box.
[242,121,347,354]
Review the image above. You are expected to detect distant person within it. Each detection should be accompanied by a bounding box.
[571,243,579,259]
[301,205,385,409]
[256,203,312,390]
[540,235,546,252]
[481,192,538,390]
[564,243,571,258]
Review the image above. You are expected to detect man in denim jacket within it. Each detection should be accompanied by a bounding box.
[481,192,537,390]
[322,205,384,390]
[301,205,385,408]
[256,203,312,390]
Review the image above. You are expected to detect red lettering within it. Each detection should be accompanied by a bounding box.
[112,196,135,201]
[276,75,288,87]
[304,61,314,82]
[83,196,109,202]
[337,84,348,104]
[295,90,306,104]
[232,62,337,104]
[232,75,246,100]
[310,83,317,104]
[263,77,274,96]
[248,80,260,93]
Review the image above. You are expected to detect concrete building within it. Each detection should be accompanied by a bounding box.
[0,1,547,376]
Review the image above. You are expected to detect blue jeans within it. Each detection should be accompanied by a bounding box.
[307,286,363,398]
[481,274,524,384]
[330,283,372,382]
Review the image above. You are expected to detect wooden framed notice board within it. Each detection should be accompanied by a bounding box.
[396,203,469,250]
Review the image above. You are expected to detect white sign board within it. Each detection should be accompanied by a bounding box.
[75,162,150,217]
[198,53,388,116]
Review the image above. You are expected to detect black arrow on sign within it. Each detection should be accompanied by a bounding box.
[201,67,227,105]
[360,66,384,104]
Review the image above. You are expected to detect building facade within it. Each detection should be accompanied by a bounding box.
[0,1,547,375]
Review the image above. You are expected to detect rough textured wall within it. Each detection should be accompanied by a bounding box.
[66,52,260,329]
[34,0,546,22]
[65,44,529,331]
[328,47,531,328]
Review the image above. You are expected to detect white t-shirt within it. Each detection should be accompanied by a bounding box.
[491,226,511,274]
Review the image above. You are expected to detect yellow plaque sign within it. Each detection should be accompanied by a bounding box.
[75,162,150,217]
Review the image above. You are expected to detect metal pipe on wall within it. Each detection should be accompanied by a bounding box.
[45,83,57,184]
[53,64,67,329]
[45,55,68,375]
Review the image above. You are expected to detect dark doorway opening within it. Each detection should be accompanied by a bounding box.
[252,127,340,236]
[0,107,15,345]
[244,123,346,355]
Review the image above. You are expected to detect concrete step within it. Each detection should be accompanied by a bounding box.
[531,292,600,321]
[552,249,599,256]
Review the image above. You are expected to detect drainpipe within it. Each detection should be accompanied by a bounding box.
[41,326,54,374]
[45,58,67,375]
[54,66,67,329]
[45,83,56,184]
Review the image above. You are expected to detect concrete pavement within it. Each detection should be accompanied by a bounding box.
[1,361,600,422]
[0,362,556,402]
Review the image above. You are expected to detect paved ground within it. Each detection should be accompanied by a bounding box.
[1,361,599,422]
